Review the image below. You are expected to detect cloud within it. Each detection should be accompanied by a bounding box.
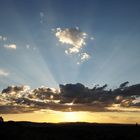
[0,35,7,41]
[0,69,9,77]
[54,27,91,64]
[2,37,7,41]
[0,105,37,114]
[59,83,140,109]
[4,44,16,49]
[80,53,90,62]
[55,27,87,54]
[0,82,140,114]
[1,85,30,93]
[0,36,17,50]
[26,44,30,49]
[40,12,45,24]
[0,85,61,114]
[90,37,94,40]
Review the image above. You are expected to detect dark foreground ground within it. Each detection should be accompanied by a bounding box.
[0,121,139,140]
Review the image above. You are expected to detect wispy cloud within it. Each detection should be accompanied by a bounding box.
[26,44,30,49]
[0,69,9,77]
[40,12,45,24]
[0,35,7,41]
[4,44,17,50]
[0,35,17,50]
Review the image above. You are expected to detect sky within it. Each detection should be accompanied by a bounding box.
[0,0,140,123]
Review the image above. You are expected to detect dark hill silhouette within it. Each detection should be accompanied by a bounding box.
[0,121,139,140]
[0,116,4,122]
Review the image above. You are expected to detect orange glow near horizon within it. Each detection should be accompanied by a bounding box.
[2,110,140,124]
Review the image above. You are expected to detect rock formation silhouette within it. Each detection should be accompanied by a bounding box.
[0,116,4,122]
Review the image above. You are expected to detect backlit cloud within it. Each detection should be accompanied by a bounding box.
[55,27,87,54]
[0,82,140,114]
[4,44,17,49]
[0,69,9,77]
[53,27,92,64]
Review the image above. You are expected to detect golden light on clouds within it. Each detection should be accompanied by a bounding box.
[0,84,140,124]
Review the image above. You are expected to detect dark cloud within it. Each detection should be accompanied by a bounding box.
[2,85,29,93]
[0,82,140,114]
[32,87,60,100]
[59,83,140,110]
[0,105,37,114]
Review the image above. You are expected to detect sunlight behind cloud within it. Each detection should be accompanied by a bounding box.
[0,35,7,41]
[53,27,92,64]
[2,110,140,124]
[55,27,87,54]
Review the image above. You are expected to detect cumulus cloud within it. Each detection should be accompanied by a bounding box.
[60,82,140,109]
[55,27,87,54]
[0,85,61,113]
[54,27,92,64]
[4,44,16,49]
[0,82,140,114]
[2,85,30,93]
[0,69,9,77]
[0,106,37,114]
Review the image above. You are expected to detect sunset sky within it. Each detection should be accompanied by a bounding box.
[0,0,140,123]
